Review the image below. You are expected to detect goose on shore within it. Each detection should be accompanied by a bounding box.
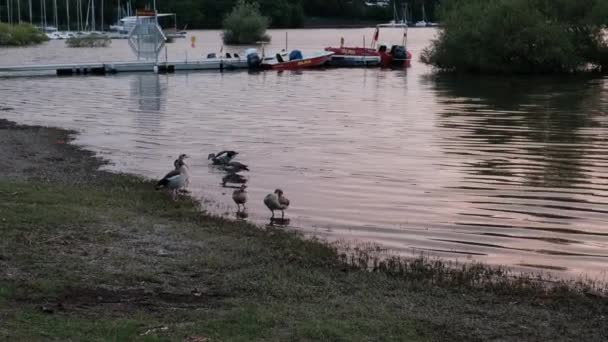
[222,161,249,173]
[232,184,248,211]
[156,158,190,200]
[264,189,290,219]
[208,150,238,165]
[173,154,188,169]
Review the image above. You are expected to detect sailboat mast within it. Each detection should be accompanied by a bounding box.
[422,2,426,22]
[74,0,78,30]
[393,1,397,23]
[28,0,32,23]
[65,0,69,31]
[77,0,82,31]
[52,0,57,28]
[40,0,45,29]
[90,0,94,30]
[40,0,47,29]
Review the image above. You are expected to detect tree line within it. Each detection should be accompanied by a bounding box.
[0,0,441,29]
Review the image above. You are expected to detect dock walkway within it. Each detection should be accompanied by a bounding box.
[0,58,251,76]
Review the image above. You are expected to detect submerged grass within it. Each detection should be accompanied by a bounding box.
[0,118,607,341]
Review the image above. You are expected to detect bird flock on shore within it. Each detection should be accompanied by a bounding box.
[155,150,290,223]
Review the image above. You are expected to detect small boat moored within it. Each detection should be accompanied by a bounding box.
[262,50,334,71]
[324,47,382,67]
[325,26,412,68]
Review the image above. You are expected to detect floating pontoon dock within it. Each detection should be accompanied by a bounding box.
[0,58,251,77]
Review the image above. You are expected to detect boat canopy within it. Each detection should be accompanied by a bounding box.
[120,13,176,22]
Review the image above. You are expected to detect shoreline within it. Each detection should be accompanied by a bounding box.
[1,118,606,341]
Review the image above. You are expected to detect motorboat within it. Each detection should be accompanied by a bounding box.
[261,50,334,71]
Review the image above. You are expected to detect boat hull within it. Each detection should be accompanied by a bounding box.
[326,46,412,68]
[327,55,381,67]
[263,52,334,71]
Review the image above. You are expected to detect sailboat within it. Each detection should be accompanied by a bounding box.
[378,1,409,28]
[415,3,427,27]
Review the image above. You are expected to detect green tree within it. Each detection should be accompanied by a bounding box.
[222,0,270,44]
[421,0,608,74]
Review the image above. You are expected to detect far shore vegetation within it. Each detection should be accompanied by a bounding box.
[65,33,111,48]
[0,23,48,46]
[421,0,608,74]
[222,0,271,45]
[1,118,607,340]
[1,1,442,30]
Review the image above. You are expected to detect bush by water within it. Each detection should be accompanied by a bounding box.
[0,23,48,46]
[421,0,608,74]
[222,0,271,44]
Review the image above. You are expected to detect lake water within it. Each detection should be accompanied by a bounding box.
[1,28,608,279]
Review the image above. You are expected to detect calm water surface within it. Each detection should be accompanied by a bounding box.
[1,28,608,279]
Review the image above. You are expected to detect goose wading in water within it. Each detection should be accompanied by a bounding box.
[156,156,190,200]
[232,184,248,211]
[208,150,238,165]
[264,189,290,219]
[222,172,247,187]
[222,161,249,173]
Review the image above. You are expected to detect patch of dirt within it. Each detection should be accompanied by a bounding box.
[0,119,111,184]
[17,286,223,315]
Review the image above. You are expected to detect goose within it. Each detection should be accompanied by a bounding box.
[264,189,290,219]
[156,159,190,200]
[232,184,248,211]
[173,154,190,189]
[173,154,188,169]
[222,172,247,187]
[222,161,249,173]
[208,150,238,165]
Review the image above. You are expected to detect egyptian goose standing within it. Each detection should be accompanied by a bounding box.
[156,155,190,200]
[264,189,290,219]
[232,184,248,211]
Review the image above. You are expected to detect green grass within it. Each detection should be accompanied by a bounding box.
[0,178,431,341]
[1,169,606,340]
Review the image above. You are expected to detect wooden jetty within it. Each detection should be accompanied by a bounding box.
[0,58,251,76]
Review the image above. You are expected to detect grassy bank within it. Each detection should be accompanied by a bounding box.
[0,119,607,341]
[0,23,48,46]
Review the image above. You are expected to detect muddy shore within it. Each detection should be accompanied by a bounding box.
[0,118,606,341]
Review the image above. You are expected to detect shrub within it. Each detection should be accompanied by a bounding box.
[0,23,49,46]
[222,0,270,44]
[421,0,608,74]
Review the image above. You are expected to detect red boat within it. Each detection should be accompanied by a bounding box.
[325,45,412,68]
[325,26,413,68]
[262,50,334,71]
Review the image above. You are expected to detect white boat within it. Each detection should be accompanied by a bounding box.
[415,3,428,27]
[109,13,187,39]
[378,20,409,28]
[379,2,410,28]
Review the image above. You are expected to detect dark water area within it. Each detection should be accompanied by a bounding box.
[1,29,608,279]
